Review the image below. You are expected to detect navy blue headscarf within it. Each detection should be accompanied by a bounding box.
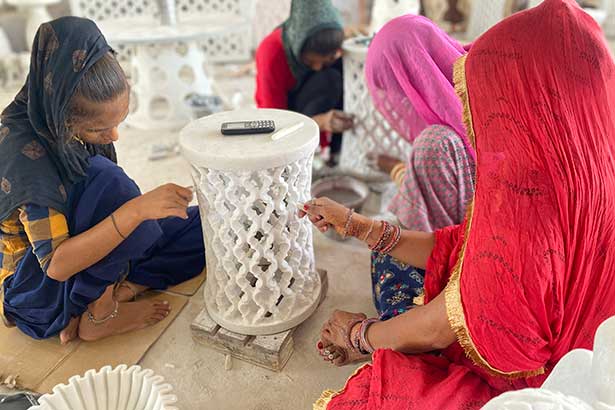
[0,16,117,221]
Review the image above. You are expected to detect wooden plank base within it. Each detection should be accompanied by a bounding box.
[191,269,328,372]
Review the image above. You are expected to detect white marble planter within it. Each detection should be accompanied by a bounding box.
[339,36,412,181]
[180,108,321,335]
[31,365,177,410]
[482,315,615,410]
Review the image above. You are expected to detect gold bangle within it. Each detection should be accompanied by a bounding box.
[390,163,406,184]
[362,219,376,242]
[393,168,406,186]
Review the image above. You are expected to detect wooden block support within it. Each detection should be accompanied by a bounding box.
[191,269,328,372]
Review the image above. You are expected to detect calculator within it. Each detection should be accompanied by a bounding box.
[221,120,276,136]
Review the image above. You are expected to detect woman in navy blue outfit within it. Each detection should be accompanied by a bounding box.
[0,17,204,343]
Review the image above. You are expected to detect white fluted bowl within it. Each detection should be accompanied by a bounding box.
[31,365,177,410]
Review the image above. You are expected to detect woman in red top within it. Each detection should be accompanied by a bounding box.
[255,0,354,162]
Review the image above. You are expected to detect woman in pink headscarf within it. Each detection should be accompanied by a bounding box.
[360,15,476,326]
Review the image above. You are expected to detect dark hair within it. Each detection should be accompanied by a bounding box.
[301,28,344,56]
[65,52,128,129]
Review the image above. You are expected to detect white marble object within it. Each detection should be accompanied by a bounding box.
[339,36,412,181]
[370,0,420,33]
[69,0,254,64]
[180,108,321,335]
[465,0,507,40]
[98,19,214,130]
[175,0,254,62]
[6,0,60,51]
[606,0,615,37]
[252,0,291,50]
[31,365,177,410]
[529,0,610,26]
[482,316,615,410]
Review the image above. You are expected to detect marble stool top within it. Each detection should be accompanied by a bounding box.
[180,108,319,171]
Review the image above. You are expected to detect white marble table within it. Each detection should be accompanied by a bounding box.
[99,18,215,130]
[6,0,60,51]
[180,108,322,335]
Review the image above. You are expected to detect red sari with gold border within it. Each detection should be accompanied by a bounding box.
[316,0,615,408]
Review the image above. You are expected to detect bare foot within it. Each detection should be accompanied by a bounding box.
[320,343,371,367]
[114,281,149,302]
[60,316,80,345]
[78,299,171,342]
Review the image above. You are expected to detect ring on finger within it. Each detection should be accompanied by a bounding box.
[327,353,334,360]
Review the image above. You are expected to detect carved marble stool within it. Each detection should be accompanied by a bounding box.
[99,19,214,130]
[339,36,412,181]
[482,315,615,409]
[339,36,412,215]
[180,108,322,335]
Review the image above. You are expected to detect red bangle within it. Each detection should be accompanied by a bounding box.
[370,221,391,252]
[359,318,379,354]
[345,319,363,350]
[381,225,401,254]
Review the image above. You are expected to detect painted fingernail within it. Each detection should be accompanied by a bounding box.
[317,341,323,349]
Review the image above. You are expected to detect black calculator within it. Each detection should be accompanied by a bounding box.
[221,120,276,136]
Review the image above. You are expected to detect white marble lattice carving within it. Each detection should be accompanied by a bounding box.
[466,0,507,40]
[339,37,412,180]
[69,0,253,63]
[482,315,615,410]
[68,0,158,21]
[370,0,420,32]
[176,0,254,62]
[180,109,321,335]
[128,39,212,130]
[252,0,291,50]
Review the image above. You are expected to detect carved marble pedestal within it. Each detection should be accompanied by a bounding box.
[339,36,412,181]
[482,316,615,410]
[180,108,321,335]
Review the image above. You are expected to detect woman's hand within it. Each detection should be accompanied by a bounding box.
[299,197,349,235]
[314,110,355,133]
[366,152,403,174]
[130,183,193,221]
[299,197,375,239]
[320,310,367,349]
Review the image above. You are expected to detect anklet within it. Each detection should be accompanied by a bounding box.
[87,300,119,325]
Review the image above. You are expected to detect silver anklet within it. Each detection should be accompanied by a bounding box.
[87,300,119,325]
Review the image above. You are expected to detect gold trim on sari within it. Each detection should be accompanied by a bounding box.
[313,364,371,410]
[446,55,545,379]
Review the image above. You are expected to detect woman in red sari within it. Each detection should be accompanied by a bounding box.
[301,0,615,408]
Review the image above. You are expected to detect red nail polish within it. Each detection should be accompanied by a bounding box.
[317,341,323,349]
